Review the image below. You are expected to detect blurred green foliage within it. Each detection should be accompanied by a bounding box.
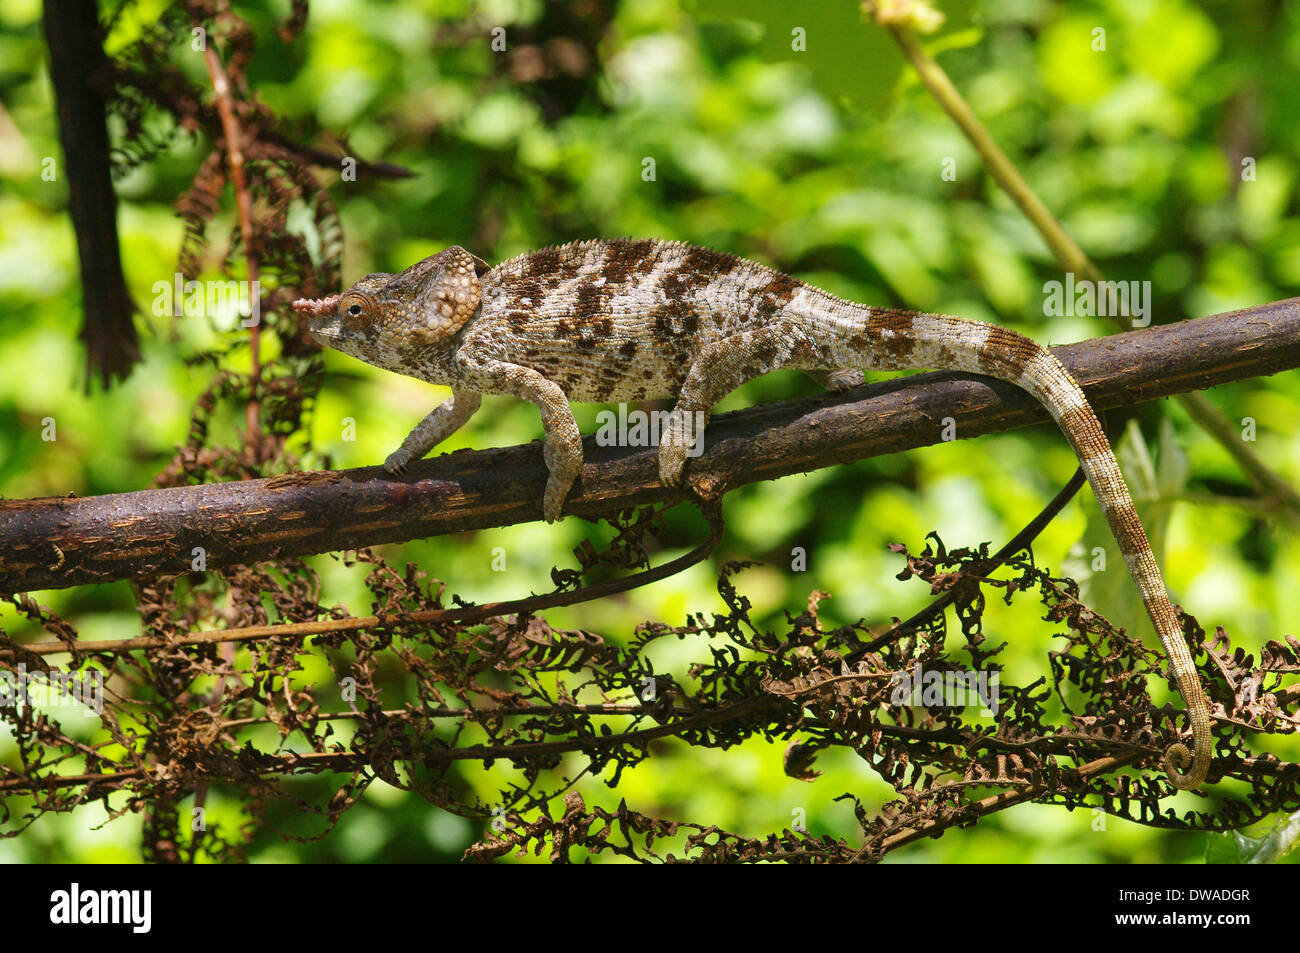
[0,0,1298,863]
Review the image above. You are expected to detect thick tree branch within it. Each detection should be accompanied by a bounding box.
[1,298,1296,594]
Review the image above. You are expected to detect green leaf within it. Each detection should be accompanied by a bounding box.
[1207,811,1300,864]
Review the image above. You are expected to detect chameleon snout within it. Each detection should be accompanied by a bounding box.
[292,294,340,343]
[292,294,339,318]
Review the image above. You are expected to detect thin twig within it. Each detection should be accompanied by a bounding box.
[856,751,1147,861]
[875,11,1300,516]
[198,26,261,444]
[847,466,1088,660]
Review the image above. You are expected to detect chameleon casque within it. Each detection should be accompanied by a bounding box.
[293,237,1213,790]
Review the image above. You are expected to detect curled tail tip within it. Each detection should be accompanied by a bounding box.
[1163,741,1211,791]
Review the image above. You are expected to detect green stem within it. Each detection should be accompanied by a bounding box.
[878,18,1300,515]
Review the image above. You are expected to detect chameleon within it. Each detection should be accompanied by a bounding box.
[292,237,1213,790]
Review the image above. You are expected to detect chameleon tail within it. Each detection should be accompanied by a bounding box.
[834,309,1213,789]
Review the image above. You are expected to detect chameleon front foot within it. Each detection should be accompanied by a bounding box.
[384,449,416,475]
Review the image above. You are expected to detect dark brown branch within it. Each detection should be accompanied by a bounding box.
[1,298,1296,593]
[42,0,141,388]
[846,465,1090,662]
[2,502,722,657]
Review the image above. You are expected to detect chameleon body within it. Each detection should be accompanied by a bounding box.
[293,237,1213,790]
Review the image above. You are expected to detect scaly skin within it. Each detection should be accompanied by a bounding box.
[293,238,1213,790]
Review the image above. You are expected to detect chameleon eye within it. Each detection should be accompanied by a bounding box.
[338,292,374,326]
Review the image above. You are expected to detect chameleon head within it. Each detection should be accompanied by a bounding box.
[292,245,484,373]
